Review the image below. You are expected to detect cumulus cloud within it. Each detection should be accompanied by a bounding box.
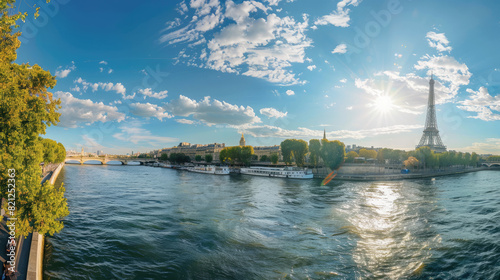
[414,54,471,96]
[457,87,500,121]
[260,107,287,118]
[163,95,261,126]
[175,118,195,124]
[307,65,316,71]
[332,43,347,54]
[55,91,126,128]
[240,123,423,139]
[340,78,347,83]
[55,62,76,78]
[74,78,133,99]
[161,1,312,85]
[285,89,295,96]
[130,102,173,121]
[99,61,108,65]
[315,0,362,27]
[137,88,169,99]
[426,31,452,52]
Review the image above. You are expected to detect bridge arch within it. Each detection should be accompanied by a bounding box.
[82,160,104,165]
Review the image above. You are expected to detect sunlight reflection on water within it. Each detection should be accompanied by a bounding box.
[336,182,439,279]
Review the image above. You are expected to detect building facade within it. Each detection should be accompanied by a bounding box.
[160,142,226,161]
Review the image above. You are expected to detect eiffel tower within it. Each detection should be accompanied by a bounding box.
[416,75,447,153]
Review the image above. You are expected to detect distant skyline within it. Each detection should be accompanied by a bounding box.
[14,0,500,154]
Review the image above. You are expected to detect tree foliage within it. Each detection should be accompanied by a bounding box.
[219,146,254,166]
[345,151,359,163]
[308,139,321,168]
[195,155,203,162]
[205,154,213,163]
[404,156,419,169]
[320,139,345,170]
[41,138,66,163]
[359,148,377,159]
[160,153,169,161]
[0,1,68,237]
[259,155,268,162]
[280,139,308,167]
[168,153,190,164]
[270,153,279,164]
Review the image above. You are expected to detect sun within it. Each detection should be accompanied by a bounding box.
[373,95,394,113]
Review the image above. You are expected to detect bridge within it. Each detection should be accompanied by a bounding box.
[65,155,157,165]
[481,162,500,168]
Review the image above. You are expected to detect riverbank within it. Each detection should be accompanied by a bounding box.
[0,162,65,280]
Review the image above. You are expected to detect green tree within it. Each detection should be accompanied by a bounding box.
[55,142,66,163]
[240,146,254,166]
[195,155,203,162]
[0,1,68,237]
[359,148,377,160]
[160,153,169,161]
[270,153,279,164]
[205,154,213,163]
[280,139,294,165]
[219,149,228,164]
[280,139,308,166]
[346,151,358,163]
[320,139,345,170]
[309,139,321,168]
[259,155,268,162]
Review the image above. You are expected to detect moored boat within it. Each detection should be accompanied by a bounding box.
[240,166,313,179]
[187,165,230,175]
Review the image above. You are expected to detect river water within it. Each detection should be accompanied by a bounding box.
[43,165,500,279]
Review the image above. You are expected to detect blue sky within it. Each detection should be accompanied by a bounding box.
[14,0,500,154]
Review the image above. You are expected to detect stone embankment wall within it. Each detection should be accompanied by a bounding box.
[28,162,64,280]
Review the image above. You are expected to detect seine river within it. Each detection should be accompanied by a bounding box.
[43,165,500,279]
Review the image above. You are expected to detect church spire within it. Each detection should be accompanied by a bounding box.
[323,129,327,140]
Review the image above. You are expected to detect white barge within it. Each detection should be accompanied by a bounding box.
[187,165,230,175]
[240,166,313,179]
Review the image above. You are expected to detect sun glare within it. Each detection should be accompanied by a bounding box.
[373,95,394,113]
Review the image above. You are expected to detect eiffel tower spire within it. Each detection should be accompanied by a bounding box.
[416,75,446,153]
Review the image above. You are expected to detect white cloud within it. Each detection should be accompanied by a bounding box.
[340,78,347,83]
[315,0,362,27]
[99,61,108,65]
[346,106,353,110]
[260,107,287,118]
[108,69,113,74]
[163,95,261,126]
[55,62,76,78]
[137,88,169,99]
[457,87,500,121]
[307,65,316,71]
[130,102,173,121]
[414,54,471,96]
[56,69,72,78]
[240,123,422,139]
[457,138,500,154]
[55,91,126,128]
[332,43,347,54]
[175,118,195,124]
[74,78,133,99]
[426,31,452,52]
[113,122,178,145]
[285,89,295,96]
[161,2,312,85]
